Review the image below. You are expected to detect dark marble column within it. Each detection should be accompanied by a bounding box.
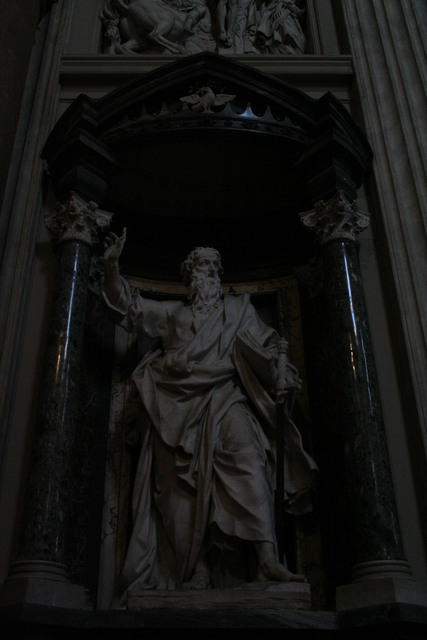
[9,192,112,585]
[300,192,411,586]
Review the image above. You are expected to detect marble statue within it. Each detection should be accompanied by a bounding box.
[100,0,306,55]
[102,229,316,596]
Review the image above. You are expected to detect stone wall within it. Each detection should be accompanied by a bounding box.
[0,0,40,206]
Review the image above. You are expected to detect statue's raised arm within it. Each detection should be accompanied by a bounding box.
[103,227,127,308]
[102,227,180,339]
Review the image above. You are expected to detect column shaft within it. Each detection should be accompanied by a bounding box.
[17,240,91,574]
[300,191,411,589]
[8,192,111,587]
[318,239,404,567]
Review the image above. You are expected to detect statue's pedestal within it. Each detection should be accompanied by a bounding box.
[127,582,311,611]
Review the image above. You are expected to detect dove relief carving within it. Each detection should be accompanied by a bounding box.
[179,86,236,112]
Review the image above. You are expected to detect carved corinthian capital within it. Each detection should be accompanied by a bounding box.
[45,191,112,245]
[299,191,370,243]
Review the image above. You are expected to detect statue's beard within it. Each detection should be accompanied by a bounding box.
[189,272,222,314]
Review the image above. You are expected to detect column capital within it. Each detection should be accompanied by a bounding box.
[299,191,369,243]
[45,191,112,245]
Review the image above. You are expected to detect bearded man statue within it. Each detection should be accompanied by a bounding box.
[102,228,316,600]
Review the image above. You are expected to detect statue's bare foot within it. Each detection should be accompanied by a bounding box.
[255,542,306,583]
[183,573,210,590]
[183,559,210,590]
[218,30,232,47]
[256,560,306,583]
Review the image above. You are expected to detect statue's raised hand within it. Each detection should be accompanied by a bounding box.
[104,227,127,264]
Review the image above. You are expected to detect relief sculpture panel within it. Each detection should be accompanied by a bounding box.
[100,0,306,56]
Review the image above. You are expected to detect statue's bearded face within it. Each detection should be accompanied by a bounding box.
[189,250,222,312]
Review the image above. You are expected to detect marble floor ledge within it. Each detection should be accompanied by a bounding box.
[2,601,427,635]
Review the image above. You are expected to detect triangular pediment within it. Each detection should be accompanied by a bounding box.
[97,52,316,135]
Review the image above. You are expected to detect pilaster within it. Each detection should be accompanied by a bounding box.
[342,0,427,481]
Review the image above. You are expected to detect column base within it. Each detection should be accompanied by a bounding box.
[336,561,427,611]
[7,560,68,582]
[1,561,90,609]
[351,559,413,581]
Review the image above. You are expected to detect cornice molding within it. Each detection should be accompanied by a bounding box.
[59,54,355,80]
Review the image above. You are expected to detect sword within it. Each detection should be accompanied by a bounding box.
[275,337,298,565]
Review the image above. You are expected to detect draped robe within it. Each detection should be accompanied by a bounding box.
[103,280,316,594]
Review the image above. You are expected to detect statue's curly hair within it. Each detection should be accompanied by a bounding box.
[180,247,223,284]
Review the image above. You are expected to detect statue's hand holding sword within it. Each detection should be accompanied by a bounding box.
[275,336,302,563]
[276,337,302,405]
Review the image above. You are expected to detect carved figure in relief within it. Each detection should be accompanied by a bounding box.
[179,0,217,53]
[255,0,306,54]
[216,0,258,53]
[101,0,214,55]
[103,229,316,595]
[101,0,307,55]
